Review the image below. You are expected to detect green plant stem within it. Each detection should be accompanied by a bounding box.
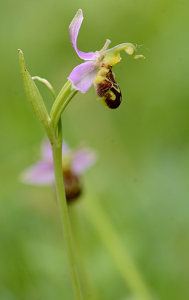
[85,194,153,300]
[52,142,83,300]
[50,80,82,299]
[50,80,77,130]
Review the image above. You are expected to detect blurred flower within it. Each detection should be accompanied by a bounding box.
[21,140,97,202]
[68,9,144,109]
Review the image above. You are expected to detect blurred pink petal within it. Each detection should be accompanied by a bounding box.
[69,9,96,60]
[21,161,54,185]
[71,149,97,175]
[62,141,70,156]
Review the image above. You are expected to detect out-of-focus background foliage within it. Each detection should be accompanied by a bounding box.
[0,0,189,299]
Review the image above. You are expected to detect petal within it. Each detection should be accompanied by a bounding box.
[69,9,96,60]
[103,43,145,66]
[68,61,98,93]
[21,161,54,185]
[71,149,97,175]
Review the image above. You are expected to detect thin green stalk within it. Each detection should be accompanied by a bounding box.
[84,194,153,300]
[50,80,77,129]
[52,142,83,300]
[32,76,57,100]
[50,80,82,299]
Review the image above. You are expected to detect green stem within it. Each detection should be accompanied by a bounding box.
[49,79,82,299]
[85,194,153,300]
[52,142,83,300]
[50,80,77,130]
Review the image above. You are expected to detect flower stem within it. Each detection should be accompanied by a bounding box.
[52,142,83,300]
[85,193,154,300]
[50,80,77,130]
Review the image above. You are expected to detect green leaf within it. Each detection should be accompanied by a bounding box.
[18,49,50,129]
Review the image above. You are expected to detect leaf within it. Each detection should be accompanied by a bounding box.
[18,49,50,129]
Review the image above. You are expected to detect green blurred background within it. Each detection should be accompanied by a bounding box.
[0,0,189,299]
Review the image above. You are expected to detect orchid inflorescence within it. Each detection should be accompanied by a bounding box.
[19,7,144,198]
[18,8,144,146]
[19,8,145,300]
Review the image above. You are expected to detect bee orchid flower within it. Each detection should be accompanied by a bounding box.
[68,9,144,109]
[21,140,97,202]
